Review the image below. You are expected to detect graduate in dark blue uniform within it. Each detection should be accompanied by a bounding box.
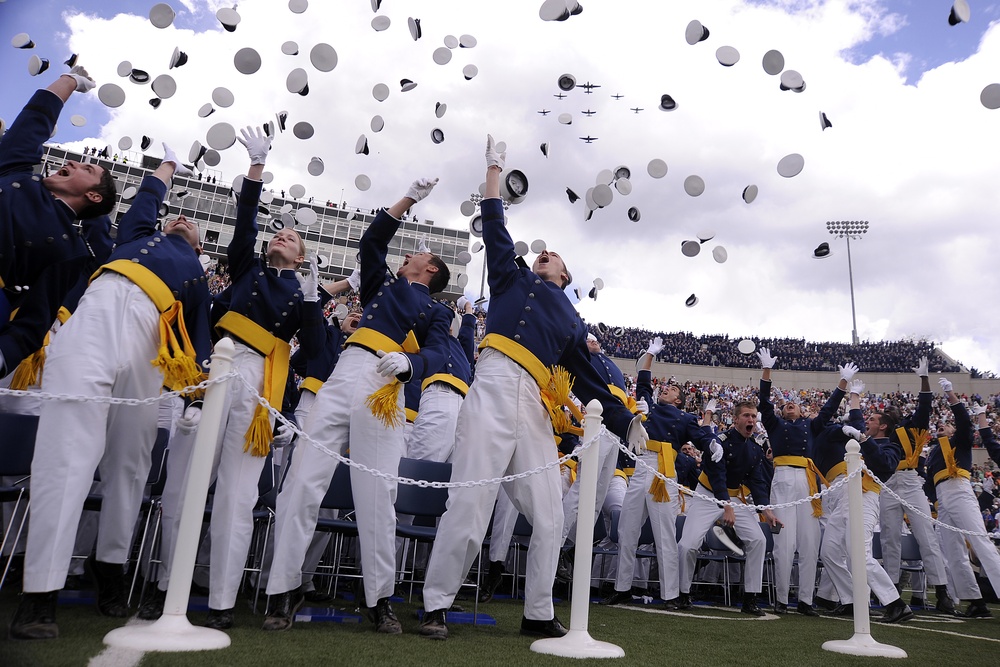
[0,67,117,375]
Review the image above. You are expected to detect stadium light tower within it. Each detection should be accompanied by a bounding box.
[826,220,869,345]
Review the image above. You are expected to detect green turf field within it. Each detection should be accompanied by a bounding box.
[2,585,999,667]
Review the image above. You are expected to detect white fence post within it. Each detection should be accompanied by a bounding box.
[104,338,236,652]
[531,399,625,659]
[822,439,906,658]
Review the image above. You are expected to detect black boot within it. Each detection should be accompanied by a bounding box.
[741,592,764,617]
[881,598,914,624]
[9,591,59,640]
[520,616,568,638]
[418,608,448,640]
[85,555,129,618]
[262,586,305,631]
[478,561,505,603]
[137,587,166,621]
[368,597,402,634]
[934,585,956,615]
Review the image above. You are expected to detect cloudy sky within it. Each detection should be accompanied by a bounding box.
[3,0,1000,374]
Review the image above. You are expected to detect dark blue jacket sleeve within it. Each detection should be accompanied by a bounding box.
[812,387,847,435]
[0,90,61,176]
[636,369,655,405]
[358,208,401,307]
[563,340,634,441]
[459,312,476,365]
[227,177,263,281]
[481,198,519,298]
[758,378,779,435]
[117,176,165,243]
[861,438,902,473]
[746,449,771,507]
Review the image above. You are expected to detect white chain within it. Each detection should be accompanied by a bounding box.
[615,440,860,512]
[861,463,994,538]
[0,372,238,406]
[233,372,600,488]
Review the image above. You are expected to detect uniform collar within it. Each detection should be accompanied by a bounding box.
[271,267,298,279]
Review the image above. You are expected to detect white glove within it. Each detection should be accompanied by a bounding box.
[405,177,439,203]
[272,423,295,447]
[635,398,649,415]
[177,406,202,436]
[838,362,859,382]
[486,134,506,171]
[237,125,272,166]
[347,265,361,292]
[709,440,724,463]
[298,255,320,302]
[757,347,777,369]
[161,142,193,177]
[626,414,648,454]
[645,336,664,357]
[704,398,718,414]
[842,425,862,440]
[913,356,929,377]
[376,350,411,378]
[457,295,471,313]
[939,377,953,393]
[65,65,96,93]
[848,379,865,395]
[972,404,988,417]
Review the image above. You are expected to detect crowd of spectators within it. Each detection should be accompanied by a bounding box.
[591,326,963,374]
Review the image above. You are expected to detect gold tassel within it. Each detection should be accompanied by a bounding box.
[811,498,823,518]
[649,477,671,503]
[10,347,45,390]
[365,379,404,429]
[243,404,273,457]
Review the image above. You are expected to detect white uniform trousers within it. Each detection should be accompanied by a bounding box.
[677,484,765,595]
[614,452,680,599]
[821,483,898,605]
[936,477,1000,598]
[487,485,519,565]
[405,383,463,463]
[592,475,635,587]
[771,465,820,605]
[24,274,160,592]
[423,348,564,621]
[267,346,403,607]
[879,469,947,586]
[561,428,620,544]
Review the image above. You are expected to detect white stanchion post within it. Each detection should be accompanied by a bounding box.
[104,338,235,652]
[822,439,906,659]
[532,400,625,659]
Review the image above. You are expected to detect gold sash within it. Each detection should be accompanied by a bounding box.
[217,311,291,456]
[645,440,676,502]
[933,436,972,485]
[773,455,827,517]
[826,460,880,494]
[895,427,929,471]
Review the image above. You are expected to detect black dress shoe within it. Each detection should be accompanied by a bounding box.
[262,586,305,632]
[85,555,129,618]
[796,601,819,617]
[676,592,692,610]
[418,608,448,640]
[555,553,572,584]
[204,607,234,630]
[137,587,166,621]
[773,601,788,615]
[304,589,334,604]
[9,591,59,640]
[599,590,633,606]
[909,595,924,609]
[520,616,568,638]
[935,596,956,615]
[958,600,992,618]
[813,596,838,611]
[741,594,764,617]
[478,561,505,603]
[662,597,680,610]
[881,599,914,624]
[368,597,402,634]
[828,603,854,616]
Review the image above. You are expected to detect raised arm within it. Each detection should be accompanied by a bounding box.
[756,348,779,433]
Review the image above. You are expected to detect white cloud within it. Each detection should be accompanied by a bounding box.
[35,0,1000,373]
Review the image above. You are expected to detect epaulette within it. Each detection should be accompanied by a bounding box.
[717,432,728,442]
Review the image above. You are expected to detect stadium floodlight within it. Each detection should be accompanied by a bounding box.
[825,221,870,345]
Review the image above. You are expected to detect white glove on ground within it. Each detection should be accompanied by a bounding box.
[405,177,439,203]
[237,125,272,166]
[376,350,411,378]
